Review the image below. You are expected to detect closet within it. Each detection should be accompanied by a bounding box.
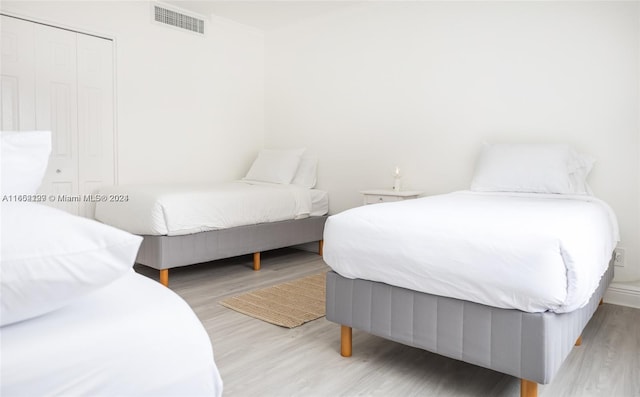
[1,14,115,217]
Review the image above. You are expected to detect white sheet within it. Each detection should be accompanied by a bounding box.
[0,271,223,396]
[95,181,326,236]
[310,189,329,217]
[323,191,619,313]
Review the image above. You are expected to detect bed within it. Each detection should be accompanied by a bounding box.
[322,144,619,397]
[1,131,222,396]
[1,270,223,396]
[95,149,329,286]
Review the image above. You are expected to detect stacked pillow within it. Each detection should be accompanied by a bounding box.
[470,143,595,195]
[243,148,318,188]
[1,203,142,326]
[1,131,51,195]
[0,131,142,326]
[291,155,318,189]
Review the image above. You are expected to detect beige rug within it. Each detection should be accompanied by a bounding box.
[219,273,326,328]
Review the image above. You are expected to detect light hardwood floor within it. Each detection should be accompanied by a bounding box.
[135,249,640,397]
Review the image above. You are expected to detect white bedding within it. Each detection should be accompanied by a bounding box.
[0,271,223,396]
[323,191,619,313]
[310,189,329,217]
[95,181,327,236]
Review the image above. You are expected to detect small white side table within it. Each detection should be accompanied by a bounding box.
[360,189,423,205]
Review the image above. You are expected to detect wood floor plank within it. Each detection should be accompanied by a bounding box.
[134,249,640,397]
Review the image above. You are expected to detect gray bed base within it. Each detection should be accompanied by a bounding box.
[136,216,327,285]
[326,258,614,396]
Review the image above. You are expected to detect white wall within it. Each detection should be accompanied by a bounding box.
[1,1,265,184]
[3,1,639,282]
[265,2,640,282]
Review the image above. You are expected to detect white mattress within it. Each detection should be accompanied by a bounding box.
[95,181,328,236]
[323,191,619,313]
[0,271,223,396]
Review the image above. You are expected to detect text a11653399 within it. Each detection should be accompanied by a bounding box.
[1,194,129,203]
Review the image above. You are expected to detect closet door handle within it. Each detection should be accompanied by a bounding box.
[56,169,62,174]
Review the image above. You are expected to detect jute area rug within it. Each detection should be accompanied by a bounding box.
[219,272,326,328]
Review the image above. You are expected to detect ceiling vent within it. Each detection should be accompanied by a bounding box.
[153,3,205,35]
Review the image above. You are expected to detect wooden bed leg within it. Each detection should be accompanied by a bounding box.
[318,240,324,257]
[341,325,352,357]
[599,298,604,306]
[159,269,169,287]
[520,379,538,397]
[253,252,261,271]
[575,335,582,346]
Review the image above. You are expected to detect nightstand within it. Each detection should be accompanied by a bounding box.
[360,189,423,205]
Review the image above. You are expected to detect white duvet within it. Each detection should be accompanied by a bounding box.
[0,271,222,396]
[95,181,314,236]
[323,191,619,313]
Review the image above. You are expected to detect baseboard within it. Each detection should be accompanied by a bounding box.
[604,282,640,309]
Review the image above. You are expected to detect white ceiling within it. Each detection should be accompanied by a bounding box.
[164,1,363,31]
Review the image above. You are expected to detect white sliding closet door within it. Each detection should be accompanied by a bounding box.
[0,15,115,217]
[77,34,115,217]
[35,23,80,215]
[0,16,36,130]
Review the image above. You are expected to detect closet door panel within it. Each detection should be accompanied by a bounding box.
[77,34,114,218]
[0,15,36,130]
[1,16,115,218]
[34,24,79,214]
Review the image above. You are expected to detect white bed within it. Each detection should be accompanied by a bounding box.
[0,199,223,397]
[323,143,620,397]
[0,270,223,396]
[95,180,329,236]
[1,129,222,396]
[93,149,329,286]
[324,190,619,313]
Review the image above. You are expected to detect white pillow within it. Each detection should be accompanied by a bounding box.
[568,152,596,195]
[243,148,305,184]
[292,156,318,189]
[0,203,143,326]
[470,143,574,194]
[1,131,51,195]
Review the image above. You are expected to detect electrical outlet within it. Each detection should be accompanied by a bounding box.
[614,248,625,267]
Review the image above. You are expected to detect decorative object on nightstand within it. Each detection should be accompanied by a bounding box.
[360,189,423,205]
[393,166,402,192]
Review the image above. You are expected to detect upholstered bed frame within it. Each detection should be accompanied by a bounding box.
[326,256,614,397]
[137,216,327,286]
